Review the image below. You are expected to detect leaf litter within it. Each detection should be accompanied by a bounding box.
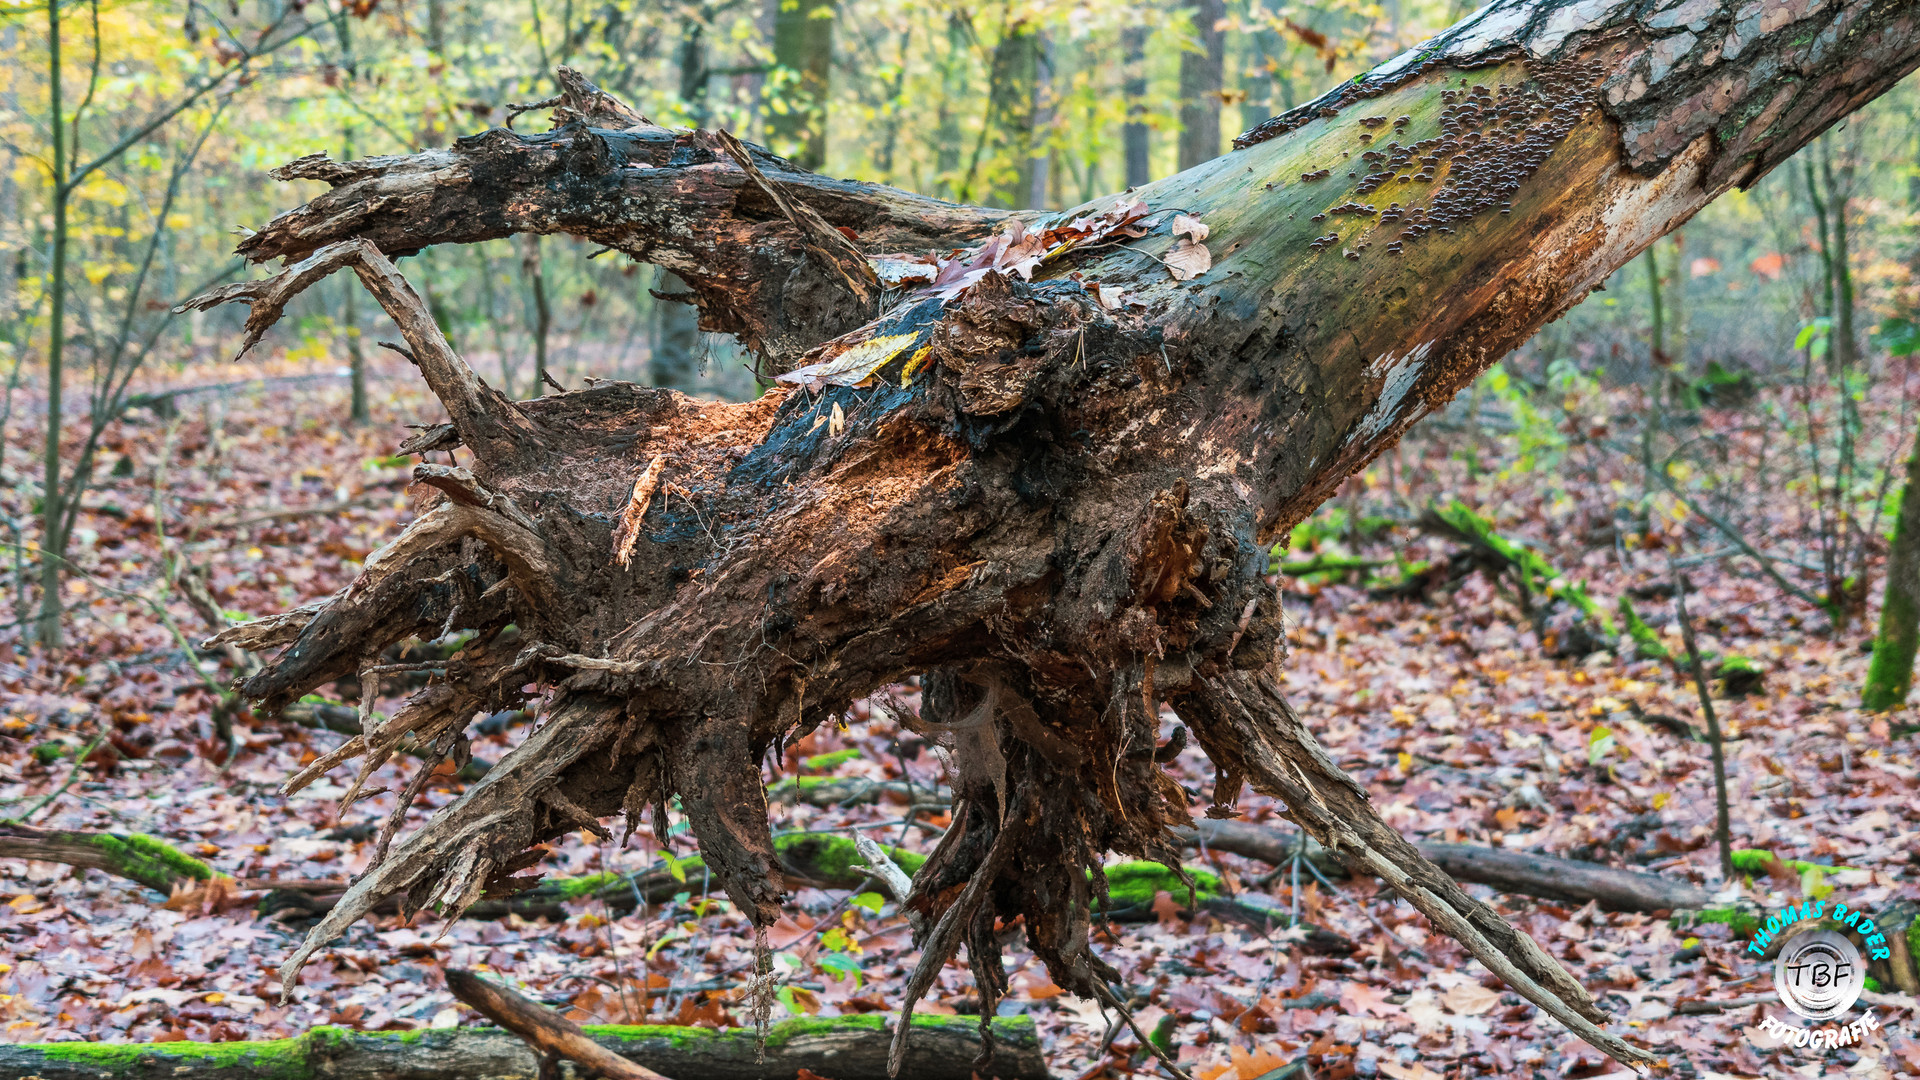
[0,348,1916,1080]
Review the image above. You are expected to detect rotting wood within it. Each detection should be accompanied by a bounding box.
[0,1016,1050,1080]
[185,4,1920,1070]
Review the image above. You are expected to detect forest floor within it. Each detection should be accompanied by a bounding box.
[1,350,1917,1080]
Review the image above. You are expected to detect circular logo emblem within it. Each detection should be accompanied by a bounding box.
[1775,930,1865,1021]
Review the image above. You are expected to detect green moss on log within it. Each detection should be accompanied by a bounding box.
[1618,597,1671,662]
[38,1033,315,1079]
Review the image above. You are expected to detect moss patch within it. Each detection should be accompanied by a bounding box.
[1729,849,1854,877]
[89,832,220,892]
[1677,906,1762,938]
[586,1014,1037,1050]
[39,1034,313,1079]
[1618,597,1671,662]
[1099,862,1220,909]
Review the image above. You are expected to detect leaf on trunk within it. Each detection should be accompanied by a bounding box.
[776,331,925,391]
[1172,213,1210,242]
[1165,238,1213,281]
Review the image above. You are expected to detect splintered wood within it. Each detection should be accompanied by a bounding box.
[612,456,667,569]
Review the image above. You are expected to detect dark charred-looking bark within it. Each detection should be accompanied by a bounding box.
[194,5,1920,1070]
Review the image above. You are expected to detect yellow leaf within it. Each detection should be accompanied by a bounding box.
[899,345,933,387]
[1652,791,1670,810]
[776,331,922,390]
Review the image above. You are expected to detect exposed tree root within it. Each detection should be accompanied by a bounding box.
[186,5,1920,1069]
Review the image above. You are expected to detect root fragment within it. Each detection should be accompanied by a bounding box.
[612,456,667,569]
[1175,671,1654,1068]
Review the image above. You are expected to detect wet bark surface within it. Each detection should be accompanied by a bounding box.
[188,2,1920,1069]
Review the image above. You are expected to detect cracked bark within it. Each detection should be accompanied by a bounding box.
[195,6,1919,1070]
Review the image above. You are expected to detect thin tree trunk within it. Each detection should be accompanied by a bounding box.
[37,0,65,649]
[1866,435,1920,709]
[1177,0,1225,170]
[1122,25,1151,187]
[521,235,551,395]
[190,6,1920,1067]
[769,0,834,171]
[343,128,370,425]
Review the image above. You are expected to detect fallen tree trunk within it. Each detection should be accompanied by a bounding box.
[780,781,1712,912]
[0,825,227,895]
[184,5,1920,1069]
[1180,818,1713,912]
[0,1016,1049,1080]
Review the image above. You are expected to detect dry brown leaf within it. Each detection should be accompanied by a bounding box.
[1441,980,1502,1016]
[1165,237,1213,281]
[1172,213,1210,242]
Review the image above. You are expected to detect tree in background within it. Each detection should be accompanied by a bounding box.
[22,0,302,646]
[1865,316,1920,709]
[1122,24,1151,186]
[1177,0,1225,169]
[769,0,834,171]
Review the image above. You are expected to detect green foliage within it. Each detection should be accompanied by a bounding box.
[1882,316,1920,357]
[800,748,860,771]
[1617,597,1672,662]
[1430,501,1616,637]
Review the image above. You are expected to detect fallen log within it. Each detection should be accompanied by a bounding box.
[0,825,226,895]
[770,786,1712,913]
[446,968,666,1080]
[1180,818,1713,913]
[0,1016,1050,1080]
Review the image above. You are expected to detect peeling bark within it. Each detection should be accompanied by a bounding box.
[195,4,1920,1070]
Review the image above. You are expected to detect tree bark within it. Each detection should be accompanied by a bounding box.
[0,1017,1049,1080]
[195,7,1920,1069]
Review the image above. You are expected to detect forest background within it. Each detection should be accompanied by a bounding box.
[1,0,1919,1078]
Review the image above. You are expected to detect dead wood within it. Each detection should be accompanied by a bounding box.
[0,1016,1050,1080]
[445,968,668,1080]
[186,14,1920,1071]
[1180,818,1714,912]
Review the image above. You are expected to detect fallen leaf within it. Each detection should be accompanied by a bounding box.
[1441,981,1501,1016]
[1171,213,1210,242]
[1165,238,1212,281]
[1379,1061,1445,1080]
[776,331,923,390]
[1340,982,1398,1018]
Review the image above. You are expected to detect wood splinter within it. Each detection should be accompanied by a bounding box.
[612,455,667,569]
